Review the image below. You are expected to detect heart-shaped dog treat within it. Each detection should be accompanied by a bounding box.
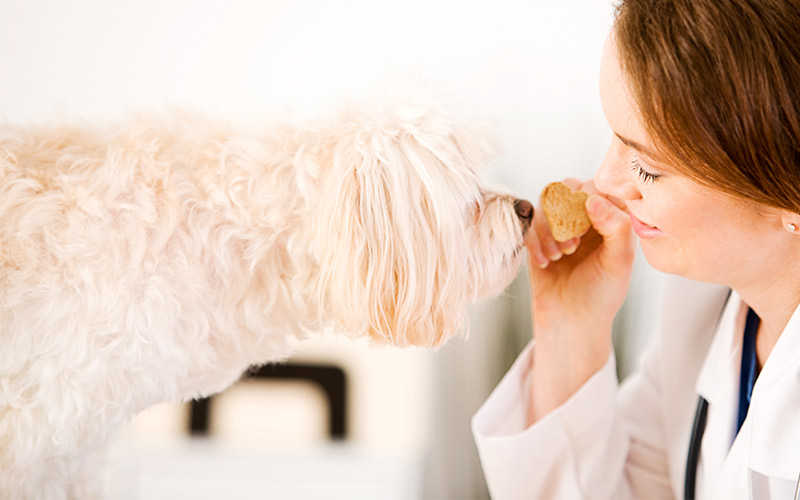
[541,182,591,242]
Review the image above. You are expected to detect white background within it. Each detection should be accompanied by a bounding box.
[1,1,664,498]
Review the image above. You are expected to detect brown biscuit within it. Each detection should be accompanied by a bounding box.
[541,182,591,242]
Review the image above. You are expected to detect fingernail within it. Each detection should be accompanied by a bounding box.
[562,241,579,255]
[544,240,563,261]
[534,252,549,269]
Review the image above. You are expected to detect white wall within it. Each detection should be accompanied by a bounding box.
[1,1,637,498]
[0,0,613,197]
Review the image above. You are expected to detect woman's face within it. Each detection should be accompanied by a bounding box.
[594,37,789,288]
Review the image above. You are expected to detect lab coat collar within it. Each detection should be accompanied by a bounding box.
[695,291,742,410]
[695,291,800,494]
[746,298,800,481]
[694,291,745,494]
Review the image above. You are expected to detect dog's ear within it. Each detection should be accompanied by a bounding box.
[313,111,491,347]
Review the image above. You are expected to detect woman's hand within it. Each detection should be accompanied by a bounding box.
[525,178,636,424]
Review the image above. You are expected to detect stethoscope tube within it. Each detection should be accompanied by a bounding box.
[684,395,709,500]
[684,290,730,500]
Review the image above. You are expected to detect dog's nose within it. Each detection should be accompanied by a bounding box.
[514,199,534,220]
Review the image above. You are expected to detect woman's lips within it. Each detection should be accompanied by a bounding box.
[629,212,666,239]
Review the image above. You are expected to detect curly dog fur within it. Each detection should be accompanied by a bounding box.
[0,103,530,498]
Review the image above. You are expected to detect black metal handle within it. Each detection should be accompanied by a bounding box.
[189,362,347,440]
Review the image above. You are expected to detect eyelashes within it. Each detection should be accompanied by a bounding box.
[631,152,660,183]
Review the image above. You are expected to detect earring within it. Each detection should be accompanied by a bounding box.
[788,223,797,233]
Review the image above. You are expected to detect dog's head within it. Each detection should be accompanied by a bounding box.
[312,104,531,348]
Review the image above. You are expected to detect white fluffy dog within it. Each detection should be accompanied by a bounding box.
[0,103,531,498]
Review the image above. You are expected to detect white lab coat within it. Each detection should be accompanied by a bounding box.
[472,275,800,499]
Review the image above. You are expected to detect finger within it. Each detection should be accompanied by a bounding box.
[524,218,552,269]
[533,198,564,262]
[607,194,628,212]
[559,237,580,255]
[581,180,627,211]
[585,194,635,265]
[562,177,582,191]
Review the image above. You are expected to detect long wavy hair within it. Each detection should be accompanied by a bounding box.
[614,0,800,212]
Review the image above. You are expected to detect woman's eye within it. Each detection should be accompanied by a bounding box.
[630,152,660,183]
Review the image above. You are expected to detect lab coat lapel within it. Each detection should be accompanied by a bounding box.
[745,301,800,486]
[698,295,800,498]
[694,292,747,498]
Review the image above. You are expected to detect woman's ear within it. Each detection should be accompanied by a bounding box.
[779,212,800,234]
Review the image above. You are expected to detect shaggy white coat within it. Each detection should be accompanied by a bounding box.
[0,104,528,498]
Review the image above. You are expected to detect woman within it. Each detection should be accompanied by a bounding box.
[472,0,800,498]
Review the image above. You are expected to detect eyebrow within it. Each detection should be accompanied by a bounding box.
[614,133,663,161]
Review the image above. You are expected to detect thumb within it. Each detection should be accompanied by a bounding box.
[586,194,634,251]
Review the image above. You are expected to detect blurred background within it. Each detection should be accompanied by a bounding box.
[0,0,666,498]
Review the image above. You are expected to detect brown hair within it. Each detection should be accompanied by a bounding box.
[613,0,800,212]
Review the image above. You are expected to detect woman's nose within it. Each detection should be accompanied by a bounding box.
[594,142,640,201]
